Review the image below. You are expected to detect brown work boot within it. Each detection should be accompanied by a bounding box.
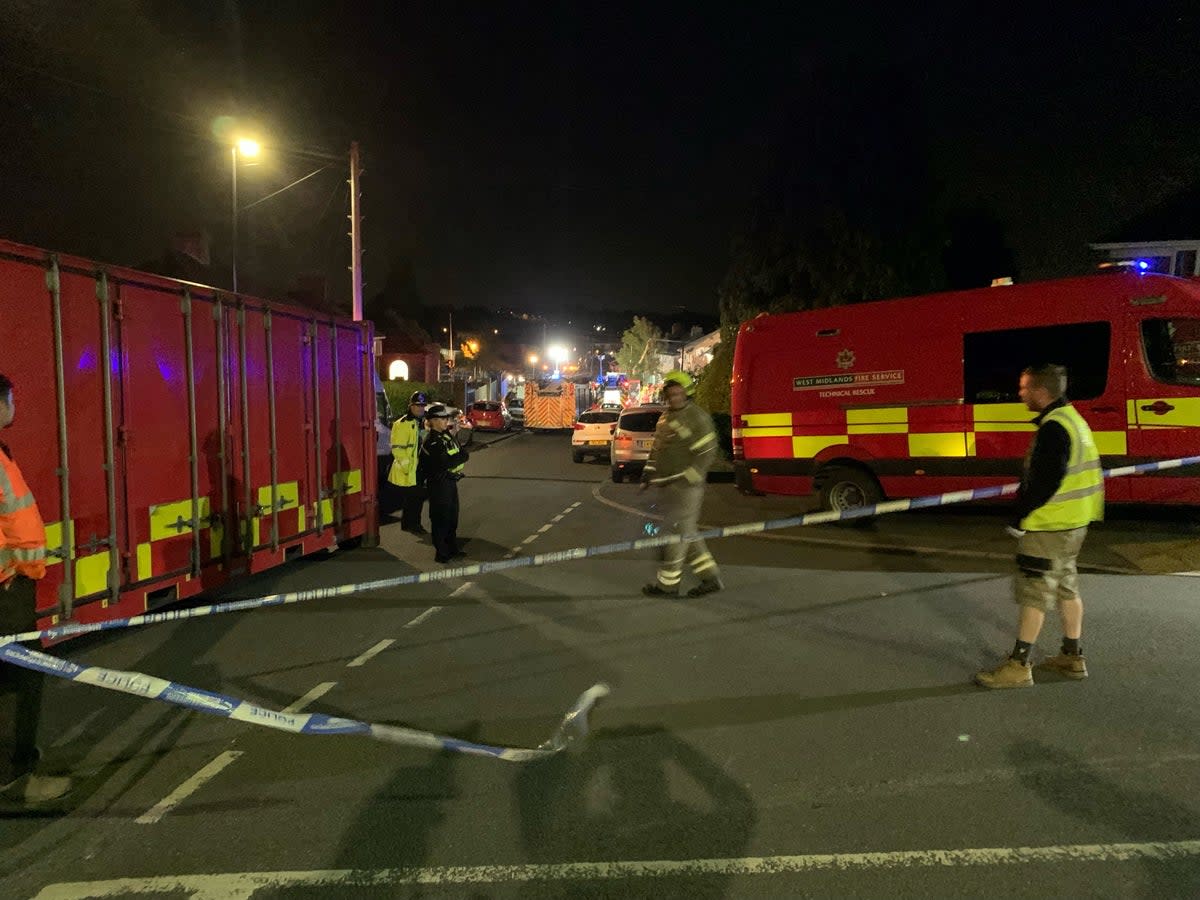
[975,658,1033,689]
[1036,654,1088,680]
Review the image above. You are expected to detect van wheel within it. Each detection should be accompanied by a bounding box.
[818,466,883,524]
[611,468,623,483]
[573,450,584,463]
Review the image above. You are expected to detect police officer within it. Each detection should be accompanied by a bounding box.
[976,363,1104,689]
[0,373,71,804]
[640,371,723,597]
[419,404,468,564]
[389,391,429,534]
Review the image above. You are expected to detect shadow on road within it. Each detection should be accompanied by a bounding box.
[517,724,756,899]
[1009,739,1200,899]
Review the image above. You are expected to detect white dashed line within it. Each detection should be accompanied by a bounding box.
[135,751,243,825]
[522,534,540,544]
[537,524,553,533]
[405,606,443,628]
[346,639,395,668]
[552,514,565,522]
[282,682,337,714]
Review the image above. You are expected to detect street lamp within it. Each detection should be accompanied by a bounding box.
[230,137,261,293]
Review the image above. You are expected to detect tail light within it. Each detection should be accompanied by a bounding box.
[731,421,744,460]
[615,430,632,443]
[573,423,586,430]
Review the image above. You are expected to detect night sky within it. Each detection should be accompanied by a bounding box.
[1,2,1197,316]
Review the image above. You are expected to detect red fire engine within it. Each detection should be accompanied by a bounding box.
[732,272,1200,510]
[0,239,378,638]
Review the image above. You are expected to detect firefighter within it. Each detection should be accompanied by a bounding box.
[0,373,71,805]
[418,404,469,564]
[640,371,723,597]
[389,390,429,534]
[976,363,1104,689]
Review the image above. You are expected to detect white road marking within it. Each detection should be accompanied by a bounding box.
[281,682,337,714]
[50,707,104,747]
[405,605,443,626]
[568,501,582,509]
[346,639,395,668]
[32,838,1200,897]
[134,750,243,825]
[537,524,553,533]
[552,514,565,522]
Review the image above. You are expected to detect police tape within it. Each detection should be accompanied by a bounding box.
[3,453,1199,647]
[0,641,609,762]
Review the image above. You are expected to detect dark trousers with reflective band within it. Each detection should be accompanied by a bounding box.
[397,485,427,529]
[427,479,460,559]
[0,576,43,786]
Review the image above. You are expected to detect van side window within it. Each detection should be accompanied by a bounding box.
[1141,318,1200,386]
[964,321,1111,403]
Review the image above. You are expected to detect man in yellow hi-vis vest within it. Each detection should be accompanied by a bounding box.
[389,391,428,534]
[977,364,1104,689]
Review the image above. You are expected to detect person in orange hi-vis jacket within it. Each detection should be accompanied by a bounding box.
[0,373,72,806]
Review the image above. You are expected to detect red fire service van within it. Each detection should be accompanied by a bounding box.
[731,272,1200,511]
[0,239,379,639]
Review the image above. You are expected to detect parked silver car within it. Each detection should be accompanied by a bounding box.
[610,405,664,482]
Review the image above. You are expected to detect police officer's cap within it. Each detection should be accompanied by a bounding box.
[409,391,429,405]
[425,403,454,419]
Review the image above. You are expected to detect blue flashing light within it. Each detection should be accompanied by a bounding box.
[75,347,97,372]
[1136,260,1150,271]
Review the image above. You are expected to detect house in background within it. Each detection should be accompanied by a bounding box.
[1090,187,1200,277]
[378,330,441,383]
[682,328,721,375]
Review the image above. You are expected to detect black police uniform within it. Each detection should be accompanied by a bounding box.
[419,426,468,563]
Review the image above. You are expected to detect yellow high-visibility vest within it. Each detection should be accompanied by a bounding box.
[1021,404,1104,531]
[388,417,422,488]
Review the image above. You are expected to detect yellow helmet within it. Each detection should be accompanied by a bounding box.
[662,370,695,396]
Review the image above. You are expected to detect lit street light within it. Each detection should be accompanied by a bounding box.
[547,344,568,375]
[231,137,261,293]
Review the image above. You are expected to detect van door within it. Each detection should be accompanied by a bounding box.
[1125,311,1200,504]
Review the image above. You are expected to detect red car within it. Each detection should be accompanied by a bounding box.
[467,400,512,432]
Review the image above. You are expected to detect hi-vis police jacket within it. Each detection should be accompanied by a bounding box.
[418,430,468,486]
[0,443,47,583]
[643,402,719,487]
[1017,401,1105,532]
[388,414,424,488]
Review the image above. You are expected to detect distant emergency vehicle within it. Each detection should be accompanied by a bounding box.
[731,272,1200,510]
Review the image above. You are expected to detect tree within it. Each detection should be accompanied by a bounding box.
[615,316,665,384]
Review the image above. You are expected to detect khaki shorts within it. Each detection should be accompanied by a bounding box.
[1014,527,1088,612]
